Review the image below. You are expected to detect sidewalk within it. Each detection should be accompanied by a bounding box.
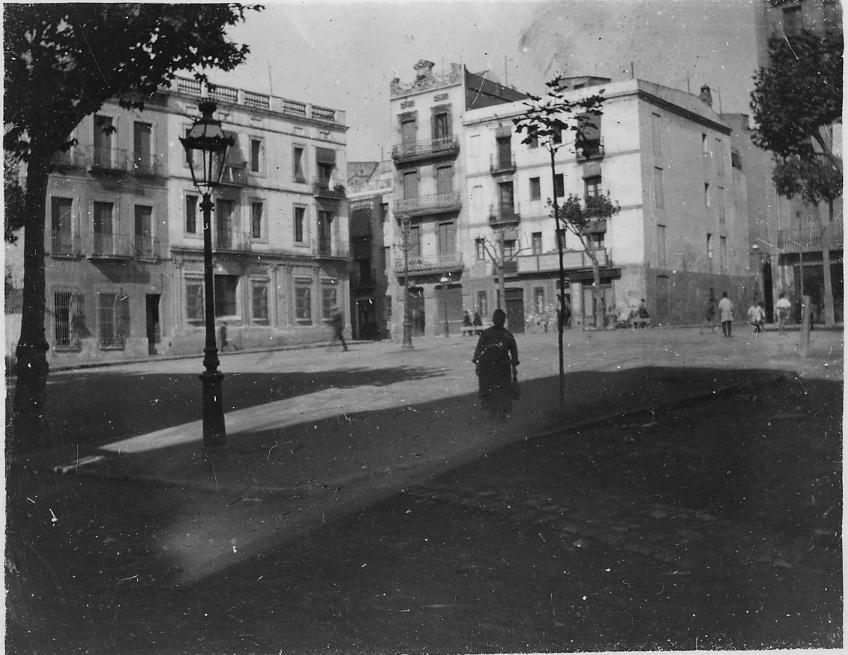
[44,327,842,583]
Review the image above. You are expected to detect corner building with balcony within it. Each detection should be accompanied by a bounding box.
[34,77,349,366]
[388,60,527,336]
[461,77,753,328]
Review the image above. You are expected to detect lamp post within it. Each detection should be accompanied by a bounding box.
[400,217,414,349]
[180,100,234,449]
[440,274,450,337]
[751,244,762,302]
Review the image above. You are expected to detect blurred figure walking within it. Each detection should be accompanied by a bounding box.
[472,309,519,422]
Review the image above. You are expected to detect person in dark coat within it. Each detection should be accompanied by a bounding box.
[472,309,519,421]
[330,306,348,351]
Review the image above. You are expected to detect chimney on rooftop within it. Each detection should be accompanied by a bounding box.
[699,84,713,108]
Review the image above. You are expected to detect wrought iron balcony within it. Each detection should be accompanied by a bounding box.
[489,154,517,175]
[50,231,81,257]
[90,232,132,259]
[134,236,161,260]
[517,248,609,274]
[576,140,605,162]
[778,217,844,251]
[488,203,521,227]
[314,238,350,260]
[129,154,163,177]
[90,148,128,173]
[213,231,251,253]
[394,191,462,218]
[392,136,459,164]
[312,179,346,200]
[220,162,248,186]
[51,149,88,170]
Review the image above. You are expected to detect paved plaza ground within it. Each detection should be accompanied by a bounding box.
[5,325,844,653]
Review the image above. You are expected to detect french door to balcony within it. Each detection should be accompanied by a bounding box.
[318,211,333,256]
[216,199,234,249]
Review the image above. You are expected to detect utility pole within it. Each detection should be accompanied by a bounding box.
[400,217,413,349]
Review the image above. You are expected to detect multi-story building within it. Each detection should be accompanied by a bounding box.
[461,77,753,328]
[387,60,527,337]
[21,76,349,366]
[751,0,843,324]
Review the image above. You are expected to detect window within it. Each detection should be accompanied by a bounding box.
[295,278,312,324]
[185,194,198,234]
[436,165,453,195]
[496,135,512,169]
[704,183,711,208]
[321,279,339,321]
[250,201,264,240]
[503,239,516,259]
[54,290,80,348]
[701,133,710,157]
[93,115,113,167]
[403,170,418,199]
[498,181,514,214]
[318,210,333,255]
[576,112,601,159]
[216,199,235,249]
[715,139,725,176]
[657,224,667,266]
[293,146,306,182]
[554,173,564,198]
[528,135,539,149]
[718,187,726,224]
[707,233,714,259]
[133,121,153,174]
[408,225,421,258]
[316,148,336,187]
[652,113,662,157]
[584,175,601,198]
[534,287,545,313]
[529,177,541,201]
[97,291,128,349]
[251,279,269,323]
[438,221,456,258]
[433,109,451,139]
[552,129,562,145]
[477,291,489,318]
[475,237,486,261]
[590,233,605,249]
[51,196,73,254]
[556,228,567,250]
[720,236,727,271]
[294,205,307,243]
[653,168,664,209]
[93,201,114,255]
[214,275,238,317]
[531,232,542,255]
[249,137,264,174]
[185,278,204,322]
[401,114,417,144]
[134,205,154,257]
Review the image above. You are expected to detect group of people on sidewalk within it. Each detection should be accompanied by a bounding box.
[710,291,794,337]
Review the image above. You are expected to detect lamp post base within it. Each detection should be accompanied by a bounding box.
[200,369,226,449]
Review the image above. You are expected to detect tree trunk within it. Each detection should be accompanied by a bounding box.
[584,240,602,329]
[11,144,52,452]
[821,200,835,327]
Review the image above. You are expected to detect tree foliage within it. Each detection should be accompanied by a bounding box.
[559,193,620,235]
[750,29,842,159]
[772,152,842,206]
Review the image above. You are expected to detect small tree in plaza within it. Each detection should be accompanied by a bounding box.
[4,3,261,448]
[750,27,843,326]
[513,75,606,406]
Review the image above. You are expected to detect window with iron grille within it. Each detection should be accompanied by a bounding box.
[98,291,128,349]
[185,279,204,322]
[251,279,269,323]
[54,290,81,349]
[295,278,312,324]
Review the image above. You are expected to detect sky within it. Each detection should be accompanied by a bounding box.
[207,0,765,162]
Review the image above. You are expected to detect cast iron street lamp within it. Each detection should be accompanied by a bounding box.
[180,100,234,449]
[440,274,450,337]
[400,217,414,349]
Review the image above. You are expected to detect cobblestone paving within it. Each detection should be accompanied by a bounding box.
[405,480,830,575]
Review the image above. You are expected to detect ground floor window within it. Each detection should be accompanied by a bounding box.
[476,290,489,319]
[214,275,238,317]
[251,278,269,323]
[295,277,312,325]
[97,291,129,349]
[54,289,81,349]
[321,279,339,321]
[185,278,204,323]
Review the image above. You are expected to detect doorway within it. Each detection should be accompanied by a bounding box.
[408,287,425,336]
[145,294,161,355]
[505,287,525,333]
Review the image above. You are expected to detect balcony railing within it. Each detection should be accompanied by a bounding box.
[90,147,128,172]
[488,203,521,227]
[213,231,251,253]
[517,248,609,274]
[51,149,88,169]
[129,154,162,177]
[778,217,843,251]
[134,236,160,260]
[315,238,350,260]
[489,154,517,175]
[51,231,81,257]
[312,179,346,200]
[91,232,132,259]
[392,136,460,163]
[393,253,464,275]
[219,162,248,186]
[394,191,462,217]
[576,141,605,162]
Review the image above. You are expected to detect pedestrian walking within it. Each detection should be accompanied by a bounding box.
[463,310,472,327]
[706,296,717,333]
[330,306,349,351]
[775,292,791,335]
[219,323,238,351]
[472,308,519,422]
[718,292,735,337]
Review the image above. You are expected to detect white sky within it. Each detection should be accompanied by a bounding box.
[207,0,763,161]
